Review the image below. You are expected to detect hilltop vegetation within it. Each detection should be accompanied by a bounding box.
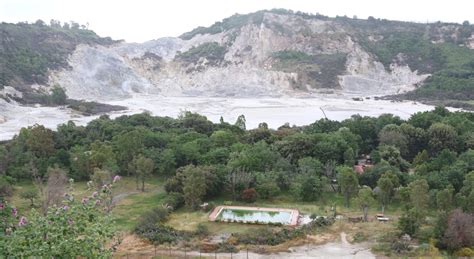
[0,20,115,89]
[2,10,473,106]
[179,9,474,103]
[272,50,347,89]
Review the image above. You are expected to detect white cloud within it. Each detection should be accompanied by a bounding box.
[1,0,473,42]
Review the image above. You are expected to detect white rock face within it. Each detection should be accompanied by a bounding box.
[48,12,429,101]
[341,41,429,96]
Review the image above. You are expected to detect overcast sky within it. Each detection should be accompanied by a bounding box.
[1,0,473,43]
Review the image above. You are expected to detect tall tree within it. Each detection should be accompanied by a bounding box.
[183,167,206,210]
[26,125,55,158]
[337,167,359,207]
[377,171,399,213]
[409,179,430,213]
[436,185,454,212]
[129,155,154,192]
[427,123,458,155]
[354,186,375,221]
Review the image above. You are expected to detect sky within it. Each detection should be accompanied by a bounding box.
[1,0,473,43]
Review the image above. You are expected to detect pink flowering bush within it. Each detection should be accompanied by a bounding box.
[0,178,121,257]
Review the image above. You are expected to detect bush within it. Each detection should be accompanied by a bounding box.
[398,209,422,236]
[162,192,184,211]
[134,222,188,245]
[256,180,280,199]
[241,188,257,203]
[454,247,474,257]
[0,175,14,197]
[353,232,367,243]
[19,188,38,207]
[164,177,182,193]
[135,207,169,229]
[391,235,411,254]
[194,223,209,237]
[312,216,335,227]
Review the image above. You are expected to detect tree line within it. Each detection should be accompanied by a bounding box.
[1,107,473,255]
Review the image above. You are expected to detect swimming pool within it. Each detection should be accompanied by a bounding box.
[209,206,299,226]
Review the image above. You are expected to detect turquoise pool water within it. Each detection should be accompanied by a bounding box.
[217,208,292,224]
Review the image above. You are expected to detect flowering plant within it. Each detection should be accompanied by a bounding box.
[0,177,121,257]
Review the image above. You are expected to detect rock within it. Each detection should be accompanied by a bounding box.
[48,12,428,102]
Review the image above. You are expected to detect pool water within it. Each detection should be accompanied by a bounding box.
[217,208,292,224]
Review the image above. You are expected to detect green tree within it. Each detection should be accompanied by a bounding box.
[50,85,67,105]
[377,171,399,212]
[427,123,458,155]
[343,147,356,166]
[337,167,359,207]
[377,144,410,171]
[379,124,408,157]
[26,125,55,158]
[297,157,323,176]
[20,189,38,207]
[114,130,144,175]
[183,167,206,210]
[457,171,474,212]
[129,155,154,192]
[413,150,429,166]
[295,174,323,201]
[354,186,375,221]
[436,185,454,212]
[398,208,423,236]
[156,148,176,175]
[210,130,237,148]
[409,179,430,213]
[69,146,93,180]
[234,114,246,130]
[90,141,118,172]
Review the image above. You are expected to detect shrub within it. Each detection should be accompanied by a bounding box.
[0,175,14,197]
[312,216,335,227]
[391,235,411,254]
[256,180,280,199]
[162,192,184,211]
[454,247,474,257]
[353,232,367,242]
[134,222,188,245]
[164,177,182,193]
[398,209,422,236]
[135,207,169,229]
[241,188,257,203]
[19,189,38,207]
[194,223,209,237]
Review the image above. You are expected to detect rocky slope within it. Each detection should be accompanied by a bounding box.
[2,10,474,103]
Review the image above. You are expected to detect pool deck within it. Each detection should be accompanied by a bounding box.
[208,205,300,226]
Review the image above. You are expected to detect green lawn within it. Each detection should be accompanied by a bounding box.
[8,176,168,231]
[9,177,408,236]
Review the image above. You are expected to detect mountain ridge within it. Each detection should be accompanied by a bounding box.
[1,9,474,108]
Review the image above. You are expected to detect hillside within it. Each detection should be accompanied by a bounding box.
[1,10,474,107]
[0,20,116,104]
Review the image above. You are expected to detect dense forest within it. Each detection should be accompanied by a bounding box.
[1,107,473,256]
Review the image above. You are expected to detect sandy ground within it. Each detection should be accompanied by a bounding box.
[115,232,374,258]
[0,95,443,140]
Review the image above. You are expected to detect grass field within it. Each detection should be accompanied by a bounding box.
[9,177,418,257]
[8,177,406,237]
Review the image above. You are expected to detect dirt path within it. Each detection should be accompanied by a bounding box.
[112,191,139,204]
[115,233,375,258]
[340,232,349,245]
